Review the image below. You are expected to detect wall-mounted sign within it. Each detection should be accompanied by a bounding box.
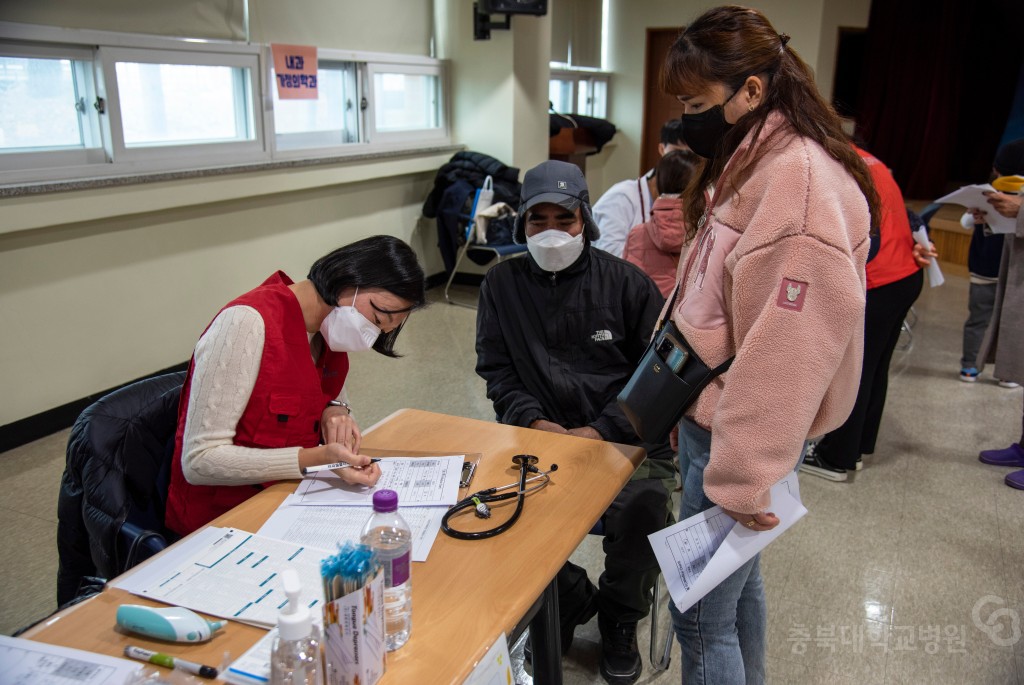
[271,43,318,100]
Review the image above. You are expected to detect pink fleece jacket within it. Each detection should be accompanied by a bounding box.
[669,113,869,514]
[623,195,688,297]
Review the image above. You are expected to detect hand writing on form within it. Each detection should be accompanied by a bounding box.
[298,442,380,487]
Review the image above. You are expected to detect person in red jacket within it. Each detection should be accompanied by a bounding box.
[623,149,701,297]
[800,146,923,480]
[166,236,426,535]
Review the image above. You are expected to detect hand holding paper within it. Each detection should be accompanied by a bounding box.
[911,228,944,287]
[935,184,1017,235]
[648,472,807,615]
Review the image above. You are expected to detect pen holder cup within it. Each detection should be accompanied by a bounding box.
[322,569,386,685]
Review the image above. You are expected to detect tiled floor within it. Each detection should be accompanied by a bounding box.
[2,272,1022,684]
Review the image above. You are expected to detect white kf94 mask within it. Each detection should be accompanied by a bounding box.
[526,229,585,272]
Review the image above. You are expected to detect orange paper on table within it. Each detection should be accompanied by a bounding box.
[271,43,318,100]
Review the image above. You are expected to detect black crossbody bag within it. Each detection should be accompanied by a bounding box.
[618,176,739,444]
[617,286,733,443]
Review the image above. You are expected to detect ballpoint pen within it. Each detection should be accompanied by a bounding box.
[124,645,218,679]
[301,458,382,475]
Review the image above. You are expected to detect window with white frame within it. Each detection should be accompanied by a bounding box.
[549,68,609,118]
[0,42,104,170]
[272,59,360,151]
[0,22,450,186]
[365,62,445,144]
[98,46,263,165]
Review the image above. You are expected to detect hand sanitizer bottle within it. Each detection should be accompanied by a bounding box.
[271,568,324,685]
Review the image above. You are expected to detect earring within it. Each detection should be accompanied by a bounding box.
[748,103,755,112]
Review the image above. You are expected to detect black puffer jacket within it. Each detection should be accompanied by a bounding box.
[422,151,521,218]
[56,371,185,606]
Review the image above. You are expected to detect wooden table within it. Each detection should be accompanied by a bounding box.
[25,409,645,684]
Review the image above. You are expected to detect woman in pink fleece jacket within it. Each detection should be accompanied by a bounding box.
[660,7,879,684]
[623,149,700,296]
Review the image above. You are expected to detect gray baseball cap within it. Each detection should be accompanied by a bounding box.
[520,160,589,213]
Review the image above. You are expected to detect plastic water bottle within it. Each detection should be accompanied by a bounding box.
[271,568,324,685]
[360,489,412,651]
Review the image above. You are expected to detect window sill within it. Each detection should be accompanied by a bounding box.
[0,143,464,235]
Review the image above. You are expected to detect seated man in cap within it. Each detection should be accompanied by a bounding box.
[475,160,674,685]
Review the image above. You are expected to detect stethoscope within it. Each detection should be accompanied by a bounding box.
[441,454,558,540]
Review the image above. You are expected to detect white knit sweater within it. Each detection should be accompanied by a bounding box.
[180,305,343,486]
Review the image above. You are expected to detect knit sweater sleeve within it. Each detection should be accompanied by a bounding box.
[181,306,304,485]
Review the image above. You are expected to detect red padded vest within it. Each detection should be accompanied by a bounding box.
[165,272,348,535]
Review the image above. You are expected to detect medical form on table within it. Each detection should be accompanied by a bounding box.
[290,455,463,507]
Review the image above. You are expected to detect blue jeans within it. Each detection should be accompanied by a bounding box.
[669,418,767,685]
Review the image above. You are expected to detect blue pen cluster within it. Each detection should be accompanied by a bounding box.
[321,542,380,602]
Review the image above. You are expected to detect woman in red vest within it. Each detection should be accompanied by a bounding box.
[166,235,426,535]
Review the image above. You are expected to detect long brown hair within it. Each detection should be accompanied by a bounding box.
[661,5,879,241]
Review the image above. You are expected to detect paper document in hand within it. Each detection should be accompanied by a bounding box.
[935,184,1017,235]
[258,503,446,562]
[649,472,807,615]
[912,227,944,287]
[293,455,463,507]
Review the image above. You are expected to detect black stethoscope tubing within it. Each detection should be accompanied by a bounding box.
[441,458,556,540]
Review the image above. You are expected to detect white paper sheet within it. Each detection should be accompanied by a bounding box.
[257,504,445,562]
[0,634,140,685]
[649,472,807,614]
[111,527,329,628]
[935,183,1018,235]
[292,455,463,507]
[223,628,275,685]
[912,227,945,287]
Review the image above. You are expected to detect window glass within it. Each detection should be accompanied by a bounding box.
[372,72,438,132]
[577,79,589,115]
[0,56,83,150]
[115,61,253,146]
[273,62,359,144]
[591,78,607,118]
[549,78,573,114]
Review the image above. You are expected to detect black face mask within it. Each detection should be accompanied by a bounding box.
[681,87,741,160]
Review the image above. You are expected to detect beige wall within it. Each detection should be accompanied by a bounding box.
[0,156,448,424]
[435,1,551,172]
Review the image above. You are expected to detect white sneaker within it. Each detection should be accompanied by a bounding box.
[997,379,1021,389]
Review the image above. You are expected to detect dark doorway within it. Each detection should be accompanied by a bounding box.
[832,28,866,119]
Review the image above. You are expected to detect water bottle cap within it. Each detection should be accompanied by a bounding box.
[372,489,398,512]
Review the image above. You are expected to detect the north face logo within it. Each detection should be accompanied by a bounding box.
[591,329,612,342]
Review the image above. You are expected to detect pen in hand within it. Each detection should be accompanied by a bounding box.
[302,458,382,475]
[124,645,218,679]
